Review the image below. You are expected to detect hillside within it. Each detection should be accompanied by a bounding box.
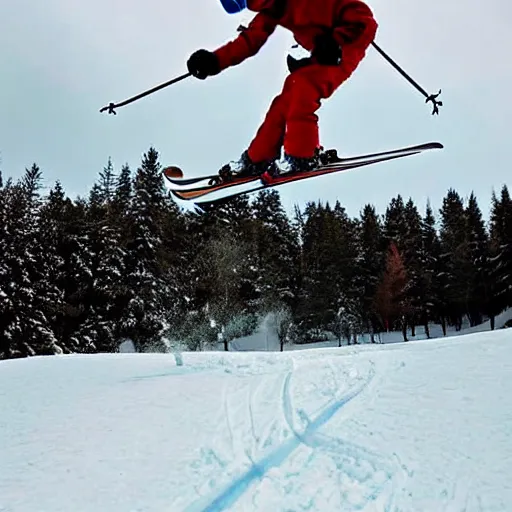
[1,331,511,511]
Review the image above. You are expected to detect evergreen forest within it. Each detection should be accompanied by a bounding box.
[1,147,511,359]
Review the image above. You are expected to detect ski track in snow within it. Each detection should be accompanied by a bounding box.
[2,331,512,511]
[184,355,401,512]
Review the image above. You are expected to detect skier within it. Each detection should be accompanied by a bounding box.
[186,0,378,182]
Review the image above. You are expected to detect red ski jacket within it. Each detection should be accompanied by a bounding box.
[214,0,378,78]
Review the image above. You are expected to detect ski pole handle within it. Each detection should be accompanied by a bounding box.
[100,72,191,115]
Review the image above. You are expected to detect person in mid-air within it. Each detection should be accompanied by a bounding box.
[187,0,378,182]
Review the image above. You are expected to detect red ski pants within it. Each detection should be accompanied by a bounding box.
[247,63,353,162]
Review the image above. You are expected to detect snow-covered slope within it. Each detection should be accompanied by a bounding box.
[1,331,511,511]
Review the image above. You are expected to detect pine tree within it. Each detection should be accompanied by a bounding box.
[87,182,105,222]
[418,201,441,337]
[298,202,340,335]
[122,147,171,350]
[503,186,512,308]
[98,157,117,203]
[297,201,359,340]
[251,189,300,312]
[41,188,97,353]
[159,191,193,335]
[178,208,210,317]
[0,182,23,357]
[112,163,132,224]
[20,166,63,354]
[332,201,363,338]
[438,189,470,330]
[465,192,490,326]
[0,179,11,357]
[80,180,129,352]
[197,194,253,231]
[39,182,73,347]
[489,185,512,312]
[402,198,423,335]
[356,204,385,339]
[383,195,408,250]
[0,166,62,358]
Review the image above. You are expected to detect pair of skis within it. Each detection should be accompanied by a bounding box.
[162,141,443,207]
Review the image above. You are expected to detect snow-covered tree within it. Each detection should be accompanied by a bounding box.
[268,306,293,351]
[331,296,363,346]
[0,166,63,358]
[98,157,117,204]
[251,190,300,312]
[122,147,171,350]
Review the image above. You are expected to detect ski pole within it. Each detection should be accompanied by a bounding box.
[371,42,443,115]
[100,72,191,115]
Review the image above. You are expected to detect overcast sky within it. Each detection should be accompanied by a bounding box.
[1,0,511,221]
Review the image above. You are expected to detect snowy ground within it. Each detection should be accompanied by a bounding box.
[2,330,512,511]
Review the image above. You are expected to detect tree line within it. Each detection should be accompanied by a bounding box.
[0,146,511,359]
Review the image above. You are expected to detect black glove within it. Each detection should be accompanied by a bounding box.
[187,49,220,80]
[312,32,342,66]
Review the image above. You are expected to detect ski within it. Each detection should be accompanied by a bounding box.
[162,141,443,188]
[171,152,415,205]
[169,141,443,204]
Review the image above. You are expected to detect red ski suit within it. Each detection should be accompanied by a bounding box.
[214,0,378,161]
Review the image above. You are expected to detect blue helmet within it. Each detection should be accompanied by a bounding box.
[219,0,247,14]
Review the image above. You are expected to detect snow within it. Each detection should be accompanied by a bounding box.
[1,330,512,511]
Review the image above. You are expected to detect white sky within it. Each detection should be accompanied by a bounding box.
[1,0,511,221]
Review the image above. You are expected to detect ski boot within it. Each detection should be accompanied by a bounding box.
[316,146,342,166]
[267,150,321,177]
[259,154,314,184]
[260,147,341,184]
[209,151,272,185]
